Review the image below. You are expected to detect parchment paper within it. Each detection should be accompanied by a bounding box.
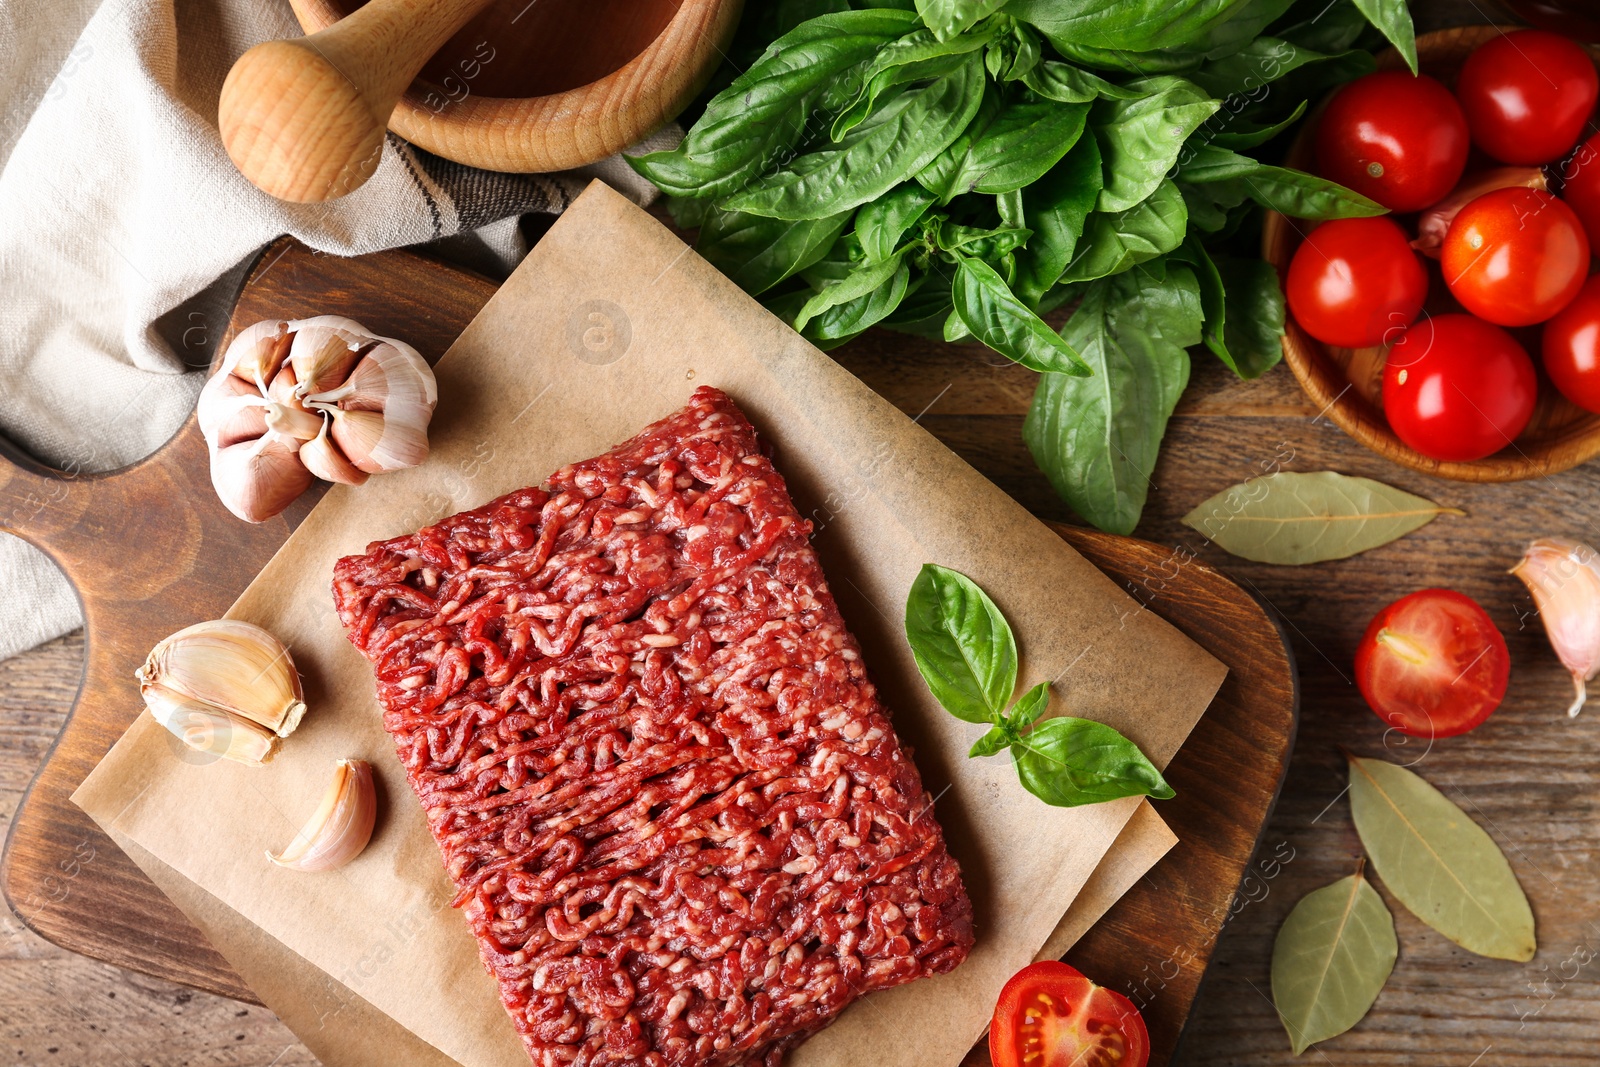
[76,182,1224,1067]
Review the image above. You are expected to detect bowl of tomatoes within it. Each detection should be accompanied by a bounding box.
[1264,25,1600,481]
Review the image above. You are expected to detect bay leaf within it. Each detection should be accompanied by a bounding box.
[1271,867,1397,1055]
[1347,755,1537,961]
[1183,471,1462,565]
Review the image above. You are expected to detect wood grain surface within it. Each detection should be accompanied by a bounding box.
[0,235,1295,1067]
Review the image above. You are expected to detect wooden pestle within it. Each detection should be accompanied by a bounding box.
[218,0,497,202]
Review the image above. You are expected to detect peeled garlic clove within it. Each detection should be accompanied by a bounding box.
[221,319,293,392]
[141,684,281,766]
[287,315,369,397]
[138,619,307,737]
[1510,537,1600,717]
[299,416,370,486]
[209,431,313,523]
[303,339,437,412]
[268,759,377,872]
[328,405,430,474]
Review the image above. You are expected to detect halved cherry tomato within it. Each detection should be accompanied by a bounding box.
[1562,132,1600,250]
[1383,314,1536,462]
[1441,187,1589,327]
[1456,29,1599,165]
[1314,71,1469,212]
[1355,589,1510,738]
[1286,217,1428,349]
[1544,275,1600,414]
[990,961,1149,1067]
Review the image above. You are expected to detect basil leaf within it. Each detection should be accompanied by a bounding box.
[1024,261,1203,535]
[915,0,1008,42]
[1012,715,1174,807]
[1350,0,1418,74]
[667,195,711,229]
[1007,0,1294,57]
[1272,0,1371,52]
[904,562,1019,724]
[952,255,1089,376]
[996,188,1026,228]
[986,23,1043,82]
[1348,755,1536,961]
[723,51,987,220]
[1177,179,1249,235]
[882,266,955,336]
[1008,681,1051,730]
[793,251,908,334]
[1174,236,1232,375]
[1271,869,1397,1056]
[969,725,1012,758]
[698,208,854,295]
[832,23,1001,140]
[1014,134,1103,305]
[920,92,1090,201]
[1059,179,1188,286]
[1023,61,1141,103]
[1178,145,1386,220]
[1091,78,1221,213]
[1190,35,1360,99]
[629,10,918,198]
[1209,100,1307,150]
[1216,254,1285,378]
[856,184,939,262]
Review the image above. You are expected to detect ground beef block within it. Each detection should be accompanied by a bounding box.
[332,386,973,1067]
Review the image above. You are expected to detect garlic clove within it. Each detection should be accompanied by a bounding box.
[138,619,308,737]
[267,759,377,872]
[328,405,431,474]
[140,684,282,766]
[198,371,265,448]
[263,401,324,442]
[221,319,293,392]
[206,394,272,450]
[287,315,369,398]
[266,362,301,407]
[304,339,438,413]
[299,415,370,485]
[208,431,313,523]
[1510,537,1600,717]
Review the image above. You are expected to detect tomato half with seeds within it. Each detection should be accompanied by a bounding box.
[990,961,1149,1067]
[1355,589,1510,739]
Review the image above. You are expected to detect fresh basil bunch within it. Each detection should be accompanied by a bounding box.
[632,0,1412,535]
[904,563,1172,807]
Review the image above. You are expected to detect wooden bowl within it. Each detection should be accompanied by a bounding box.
[1263,25,1600,482]
[288,0,743,173]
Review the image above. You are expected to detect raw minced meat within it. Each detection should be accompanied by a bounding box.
[332,387,972,1067]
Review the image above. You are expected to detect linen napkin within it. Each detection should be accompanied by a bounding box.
[0,0,669,661]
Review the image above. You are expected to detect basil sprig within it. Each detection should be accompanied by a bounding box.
[905,563,1173,808]
[633,0,1412,535]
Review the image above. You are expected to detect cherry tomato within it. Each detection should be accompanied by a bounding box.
[1286,217,1428,349]
[1456,30,1599,165]
[1562,131,1600,250]
[1384,314,1536,462]
[1543,275,1600,413]
[990,961,1149,1067]
[1355,589,1510,738]
[1441,187,1589,327]
[1314,71,1469,212]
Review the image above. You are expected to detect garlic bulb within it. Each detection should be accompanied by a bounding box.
[268,759,377,872]
[197,316,437,523]
[1510,537,1600,717]
[137,619,307,765]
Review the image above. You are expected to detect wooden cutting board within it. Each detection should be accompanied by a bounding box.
[0,236,1296,1065]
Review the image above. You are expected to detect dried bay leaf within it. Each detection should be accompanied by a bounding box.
[1271,866,1397,1055]
[1347,755,1537,961]
[1182,471,1462,565]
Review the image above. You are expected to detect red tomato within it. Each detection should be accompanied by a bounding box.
[1355,589,1510,738]
[1286,217,1428,348]
[1562,131,1600,250]
[1384,314,1537,462]
[990,961,1149,1067]
[1314,72,1469,212]
[1456,30,1599,165]
[1544,275,1600,413]
[1441,187,1589,327]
